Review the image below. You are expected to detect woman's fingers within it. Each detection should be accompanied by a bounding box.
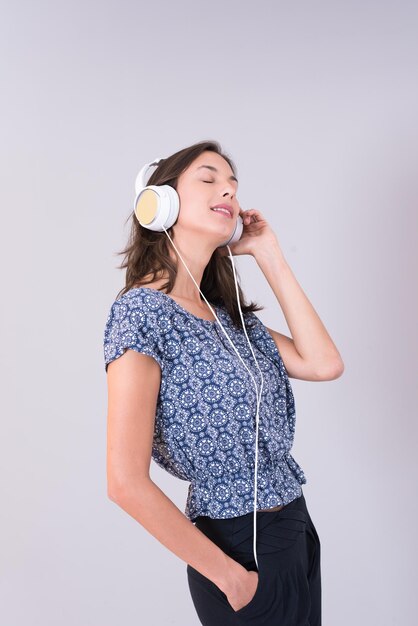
[241,209,260,224]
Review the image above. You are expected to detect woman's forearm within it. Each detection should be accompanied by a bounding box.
[109,477,243,594]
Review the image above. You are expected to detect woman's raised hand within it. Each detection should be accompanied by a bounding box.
[219,207,280,257]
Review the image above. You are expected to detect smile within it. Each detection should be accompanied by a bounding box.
[210,208,233,219]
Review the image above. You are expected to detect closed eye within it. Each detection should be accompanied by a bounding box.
[202,179,238,191]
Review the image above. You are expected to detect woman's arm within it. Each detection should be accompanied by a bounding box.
[106,349,245,596]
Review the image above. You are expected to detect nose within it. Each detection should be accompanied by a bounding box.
[222,182,236,199]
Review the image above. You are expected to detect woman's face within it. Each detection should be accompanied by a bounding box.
[175,151,241,239]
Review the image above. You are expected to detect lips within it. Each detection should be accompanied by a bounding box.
[210,204,233,218]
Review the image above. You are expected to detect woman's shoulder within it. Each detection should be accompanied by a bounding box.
[103,284,166,372]
[106,284,166,324]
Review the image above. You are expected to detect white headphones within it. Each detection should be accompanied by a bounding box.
[134,158,264,569]
[134,158,244,246]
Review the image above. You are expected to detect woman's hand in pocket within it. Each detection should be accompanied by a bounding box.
[226,568,259,612]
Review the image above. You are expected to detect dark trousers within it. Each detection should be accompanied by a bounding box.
[187,490,321,625]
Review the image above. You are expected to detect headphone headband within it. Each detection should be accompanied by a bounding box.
[135,157,164,196]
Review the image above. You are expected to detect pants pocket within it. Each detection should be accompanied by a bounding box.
[231,564,264,618]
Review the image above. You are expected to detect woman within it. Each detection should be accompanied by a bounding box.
[104,140,344,625]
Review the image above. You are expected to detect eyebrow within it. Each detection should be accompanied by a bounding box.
[196,165,238,184]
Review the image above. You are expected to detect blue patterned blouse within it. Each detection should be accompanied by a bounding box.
[103,287,307,521]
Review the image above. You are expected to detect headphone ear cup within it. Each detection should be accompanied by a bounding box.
[134,184,179,232]
[217,215,244,248]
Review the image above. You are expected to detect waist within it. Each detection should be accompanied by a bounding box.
[257,504,285,512]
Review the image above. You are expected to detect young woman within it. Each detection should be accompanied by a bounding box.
[104,140,344,625]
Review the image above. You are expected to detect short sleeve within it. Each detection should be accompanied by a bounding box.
[103,296,164,373]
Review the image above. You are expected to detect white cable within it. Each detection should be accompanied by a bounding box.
[162,226,264,569]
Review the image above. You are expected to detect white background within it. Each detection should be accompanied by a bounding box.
[1,0,417,624]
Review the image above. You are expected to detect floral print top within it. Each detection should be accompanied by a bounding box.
[103,287,307,521]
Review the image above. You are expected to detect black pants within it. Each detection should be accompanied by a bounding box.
[187,490,321,625]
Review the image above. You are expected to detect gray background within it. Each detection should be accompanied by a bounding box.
[2,0,417,624]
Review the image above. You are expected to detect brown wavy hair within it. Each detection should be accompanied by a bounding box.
[114,139,264,328]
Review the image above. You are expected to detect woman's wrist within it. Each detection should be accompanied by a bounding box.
[217,556,248,595]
